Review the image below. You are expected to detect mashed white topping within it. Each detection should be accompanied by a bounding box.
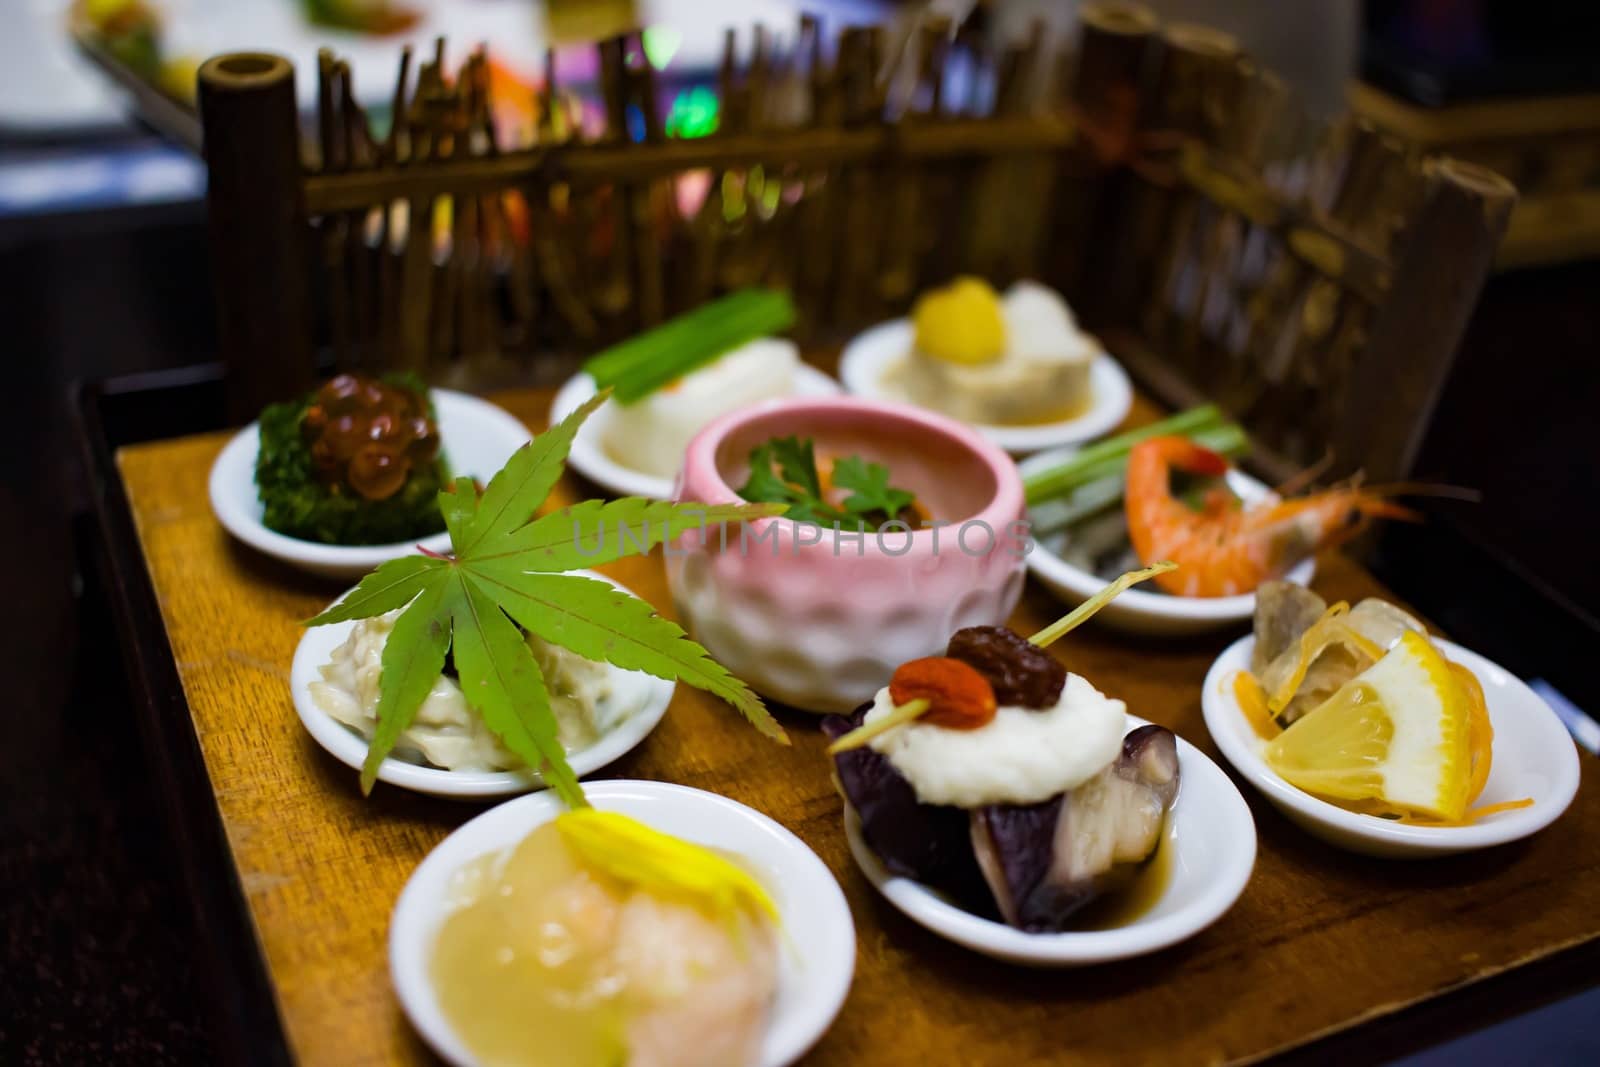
[868,672,1126,807]
[601,337,797,478]
[310,610,646,772]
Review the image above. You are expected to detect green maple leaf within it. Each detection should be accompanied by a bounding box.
[306,390,788,805]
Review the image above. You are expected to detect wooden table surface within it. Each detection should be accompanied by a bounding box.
[115,386,1600,1067]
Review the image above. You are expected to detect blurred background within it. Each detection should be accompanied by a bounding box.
[2,0,1596,1063]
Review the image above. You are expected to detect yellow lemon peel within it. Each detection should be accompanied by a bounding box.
[1265,632,1473,821]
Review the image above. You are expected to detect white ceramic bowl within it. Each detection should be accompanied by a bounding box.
[291,570,675,799]
[1202,634,1582,858]
[1018,446,1315,636]
[210,388,531,579]
[390,780,856,1066]
[843,716,1256,966]
[838,318,1133,455]
[550,356,842,500]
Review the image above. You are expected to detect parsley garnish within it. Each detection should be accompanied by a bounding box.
[736,436,919,531]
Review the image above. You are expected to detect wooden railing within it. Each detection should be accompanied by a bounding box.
[194,2,1515,482]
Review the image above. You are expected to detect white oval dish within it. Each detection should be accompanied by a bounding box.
[550,358,842,501]
[1018,446,1315,636]
[843,716,1255,966]
[838,318,1133,455]
[290,570,675,799]
[209,388,531,580]
[390,780,856,1066]
[1202,634,1581,858]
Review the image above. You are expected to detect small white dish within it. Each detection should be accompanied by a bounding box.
[550,360,842,500]
[843,716,1255,966]
[838,318,1133,455]
[390,780,856,1067]
[290,570,675,799]
[1018,446,1315,636]
[1202,634,1582,858]
[209,388,531,580]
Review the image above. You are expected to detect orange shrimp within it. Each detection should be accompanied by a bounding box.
[1125,437,1415,598]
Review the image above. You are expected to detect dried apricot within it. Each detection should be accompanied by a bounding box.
[889,656,997,730]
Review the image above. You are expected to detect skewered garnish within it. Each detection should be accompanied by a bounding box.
[1028,560,1178,647]
[825,564,1185,932]
[584,289,796,404]
[911,276,1006,365]
[828,562,1174,754]
[1265,632,1473,821]
[736,436,921,531]
[829,658,995,752]
[947,626,1065,707]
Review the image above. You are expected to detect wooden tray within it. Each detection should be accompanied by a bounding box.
[77,370,1600,1066]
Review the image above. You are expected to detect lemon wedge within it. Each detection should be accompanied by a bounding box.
[1263,631,1472,821]
[911,276,1006,365]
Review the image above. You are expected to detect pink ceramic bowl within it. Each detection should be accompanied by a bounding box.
[665,395,1027,712]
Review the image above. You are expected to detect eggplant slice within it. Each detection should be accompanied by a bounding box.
[969,725,1180,931]
[829,706,1181,932]
[823,707,994,913]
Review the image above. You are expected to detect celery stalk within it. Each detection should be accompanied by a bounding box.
[1023,405,1229,505]
[585,289,796,404]
[1026,422,1252,536]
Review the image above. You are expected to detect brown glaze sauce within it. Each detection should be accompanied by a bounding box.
[1070,824,1175,931]
[301,374,439,501]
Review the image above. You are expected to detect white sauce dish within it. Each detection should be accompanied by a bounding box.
[390,780,856,1066]
[291,570,674,799]
[839,318,1133,455]
[1202,633,1581,858]
[843,715,1256,966]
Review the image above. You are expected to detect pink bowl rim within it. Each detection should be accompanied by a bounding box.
[680,394,1025,547]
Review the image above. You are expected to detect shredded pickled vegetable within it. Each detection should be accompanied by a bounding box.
[1231,671,1280,741]
[1344,796,1535,826]
[555,810,779,932]
[1263,602,1386,713]
[1248,623,1534,825]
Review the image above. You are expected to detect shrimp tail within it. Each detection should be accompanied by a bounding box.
[1358,499,1424,523]
[1156,438,1230,477]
